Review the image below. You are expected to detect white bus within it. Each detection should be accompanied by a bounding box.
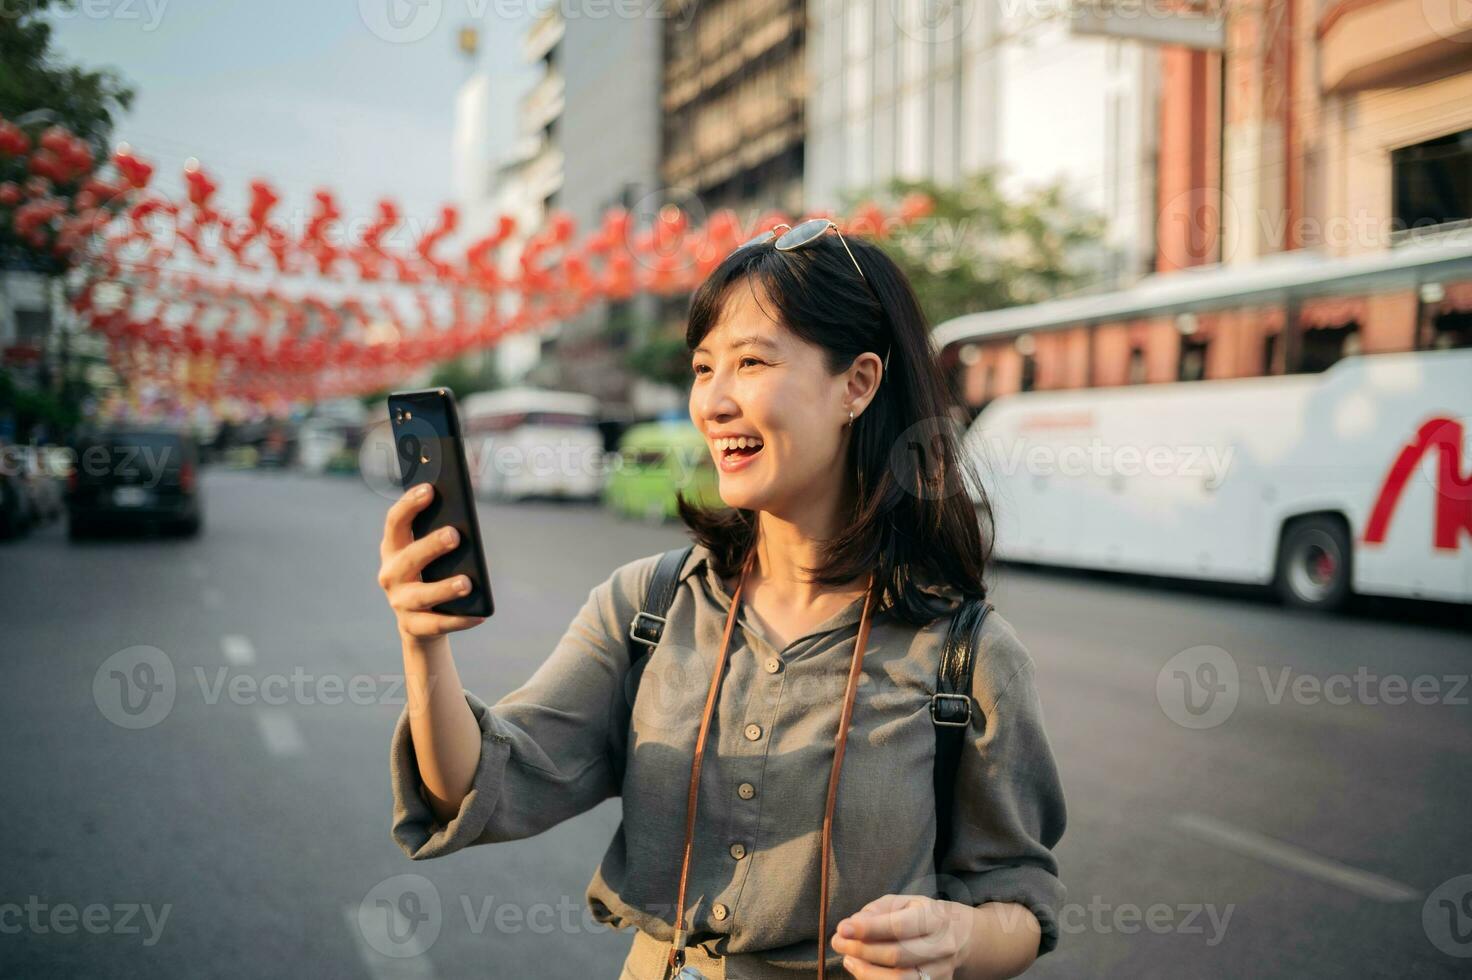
[963,348,1472,611]
[459,387,607,502]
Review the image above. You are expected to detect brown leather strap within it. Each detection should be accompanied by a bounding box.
[817,582,876,980]
[665,544,878,980]
[668,545,757,974]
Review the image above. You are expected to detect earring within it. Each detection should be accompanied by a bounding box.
[846,408,855,427]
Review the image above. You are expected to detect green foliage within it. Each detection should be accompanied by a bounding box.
[0,364,85,435]
[850,171,1106,328]
[428,353,502,398]
[624,328,691,390]
[0,0,135,272]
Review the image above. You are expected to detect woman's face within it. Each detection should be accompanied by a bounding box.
[689,282,864,516]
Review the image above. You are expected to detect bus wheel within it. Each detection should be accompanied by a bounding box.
[1274,516,1352,612]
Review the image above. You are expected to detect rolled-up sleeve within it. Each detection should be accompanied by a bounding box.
[938,620,1068,956]
[389,559,650,860]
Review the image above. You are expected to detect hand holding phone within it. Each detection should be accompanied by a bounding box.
[383,388,494,619]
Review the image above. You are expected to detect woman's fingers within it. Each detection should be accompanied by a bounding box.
[840,955,952,979]
[399,611,486,638]
[380,524,461,589]
[392,576,474,612]
[381,483,433,561]
[843,898,931,942]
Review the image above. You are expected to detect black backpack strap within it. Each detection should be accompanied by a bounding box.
[626,544,693,660]
[932,597,993,892]
[611,545,693,787]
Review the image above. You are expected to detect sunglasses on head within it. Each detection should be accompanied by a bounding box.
[731,217,892,375]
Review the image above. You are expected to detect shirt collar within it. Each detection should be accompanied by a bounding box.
[678,541,963,635]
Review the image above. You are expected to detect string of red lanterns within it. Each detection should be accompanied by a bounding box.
[0,114,934,409]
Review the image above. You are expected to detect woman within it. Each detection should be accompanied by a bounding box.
[377,220,1067,980]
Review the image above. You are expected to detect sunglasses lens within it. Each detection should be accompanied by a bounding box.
[775,218,833,250]
[734,231,776,252]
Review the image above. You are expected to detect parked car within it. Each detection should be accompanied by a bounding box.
[603,420,721,523]
[66,427,204,539]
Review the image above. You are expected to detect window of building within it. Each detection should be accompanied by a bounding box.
[1298,323,1359,373]
[1126,346,1146,384]
[1178,334,1208,381]
[1019,353,1036,392]
[1429,312,1472,350]
[1392,129,1472,234]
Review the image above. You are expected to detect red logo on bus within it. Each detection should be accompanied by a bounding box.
[1364,417,1472,551]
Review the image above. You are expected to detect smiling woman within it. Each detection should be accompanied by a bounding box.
[680,227,993,627]
[379,224,1066,980]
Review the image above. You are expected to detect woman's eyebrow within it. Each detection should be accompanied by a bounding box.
[693,335,779,355]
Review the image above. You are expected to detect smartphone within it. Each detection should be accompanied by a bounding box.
[387,387,495,618]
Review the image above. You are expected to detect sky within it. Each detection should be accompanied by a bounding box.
[48,0,533,232]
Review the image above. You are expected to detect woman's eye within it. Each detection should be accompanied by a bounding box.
[692,359,761,376]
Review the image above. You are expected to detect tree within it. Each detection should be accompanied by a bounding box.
[428,352,502,398]
[850,171,1106,329]
[0,0,134,273]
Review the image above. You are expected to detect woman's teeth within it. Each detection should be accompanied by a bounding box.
[715,437,764,453]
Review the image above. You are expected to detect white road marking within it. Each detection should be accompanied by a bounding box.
[342,904,438,980]
[220,634,255,666]
[1174,812,1420,902]
[255,709,304,757]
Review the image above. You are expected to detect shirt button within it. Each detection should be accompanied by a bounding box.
[737,782,756,800]
[764,657,781,674]
[729,842,747,860]
[712,902,730,921]
[744,723,762,741]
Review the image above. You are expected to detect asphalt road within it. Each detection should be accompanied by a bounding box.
[1,468,1468,979]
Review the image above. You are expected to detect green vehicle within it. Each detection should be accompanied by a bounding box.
[604,420,723,522]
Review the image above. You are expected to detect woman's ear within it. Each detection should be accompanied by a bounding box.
[844,352,884,418]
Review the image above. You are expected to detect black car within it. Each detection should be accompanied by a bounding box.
[67,427,204,539]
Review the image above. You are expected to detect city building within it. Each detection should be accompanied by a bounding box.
[805,1,1159,290]
[937,0,1472,412]
[661,0,807,220]
[457,5,673,419]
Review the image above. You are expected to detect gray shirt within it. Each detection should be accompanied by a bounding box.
[389,542,1067,978]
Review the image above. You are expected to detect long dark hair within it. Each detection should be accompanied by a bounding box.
[674,230,995,626]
